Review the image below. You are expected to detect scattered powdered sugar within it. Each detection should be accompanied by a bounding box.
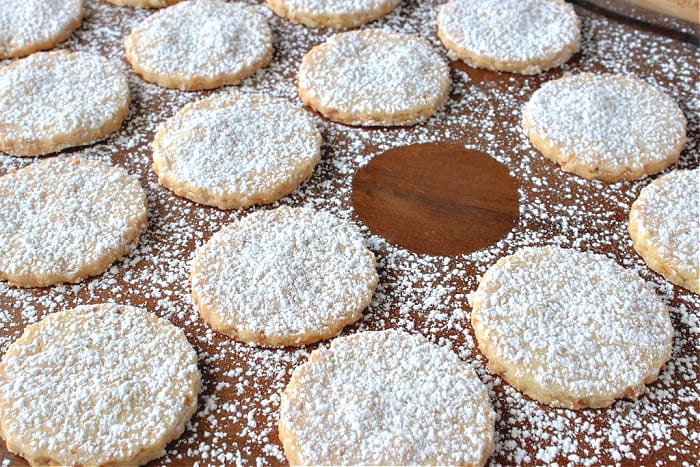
[437,0,580,70]
[0,0,698,465]
[279,329,495,465]
[0,0,83,58]
[298,29,450,124]
[0,50,129,155]
[523,72,687,175]
[152,92,321,208]
[0,303,200,466]
[191,206,378,346]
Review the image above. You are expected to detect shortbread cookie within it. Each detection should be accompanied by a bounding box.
[0,0,84,59]
[191,206,378,346]
[125,0,273,91]
[522,73,687,181]
[0,157,148,287]
[297,29,450,126]
[470,246,673,409]
[153,93,321,209]
[0,51,130,157]
[0,303,201,466]
[267,0,402,29]
[437,0,580,74]
[629,169,699,294]
[279,330,496,465]
[106,0,180,7]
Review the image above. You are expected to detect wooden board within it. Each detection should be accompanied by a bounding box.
[0,1,698,466]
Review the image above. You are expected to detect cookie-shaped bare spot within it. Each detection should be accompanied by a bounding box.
[0,304,201,466]
[190,206,378,347]
[0,157,148,287]
[629,168,699,294]
[437,0,580,74]
[125,0,273,91]
[267,0,402,29]
[470,246,673,409]
[153,93,321,209]
[0,51,130,157]
[0,0,84,59]
[297,29,450,126]
[279,330,496,465]
[522,73,687,181]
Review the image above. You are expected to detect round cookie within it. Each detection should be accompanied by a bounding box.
[106,0,180,7]
[0,51,130,157]
[297,29,450,126]
[125,0,274,91]
[470,246,673,409]
[190,206,378,347]
[0,303,201,466]
[152,93,322,209]
[522,73,687,181]
[0,0,84,59]
[0,157,148,288]
[279,330,496,466]
[437,0,580,74]
[267,0,402,29]
[629,168,699,294]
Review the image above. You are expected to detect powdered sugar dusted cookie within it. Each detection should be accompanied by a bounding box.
[522,73,687,181]
[0,157,148,288]
[0,51,130,157]
[153,93,321,209]
[191,206,378,346]
[279,330,496,465]
[297,29,450,126]
[125,0,273,91]
[629,169,699,294]
[267,0,402,29]
[470,246,673,409]
[0,0,84,59]
[106,0,180,7]
[437,0,580,74]
[0,303,201,466]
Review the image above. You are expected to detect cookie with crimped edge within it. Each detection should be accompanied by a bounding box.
[125,0,273,91]
[437,0,580,74]
[0,157,148,288]
[191,206,378,347]
[153,92,321,209]
[0,303,201,467]
[0,51,130,157]
[297,29,450,126]
[106,0,180,7]
[267,0,402,29]
[522,73,687,181]
[470,245,673,409]
[0,0,84,59]
[279,329,496,466]
[629,168,699,294]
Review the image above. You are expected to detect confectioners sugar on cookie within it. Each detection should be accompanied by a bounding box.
[152,92,321,209]
[629,168,700,294]
[470,246,674,409]
[267,0,403,29]
[437,0,580,74]
[0,157,148,287]
[522,73,687,181]
[0,50,130,156]
[125,0,273,90]
[297,29,450,126]
[105,0,180,7]
[191,206,378,347]
[0,303,201,466]
[0,0,84,59]
[279,330,496,466]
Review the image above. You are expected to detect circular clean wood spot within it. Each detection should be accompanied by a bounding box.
[352,143,519,256]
